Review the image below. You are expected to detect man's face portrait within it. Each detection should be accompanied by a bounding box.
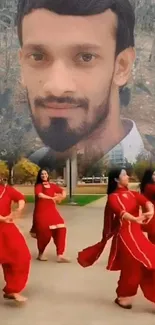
[19,8,134,154]
[1,0,155,184]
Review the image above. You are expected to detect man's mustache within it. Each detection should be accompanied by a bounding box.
[34,95,89,110]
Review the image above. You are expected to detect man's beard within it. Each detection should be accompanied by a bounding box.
[33,105,110,152]
[27,85,112,153]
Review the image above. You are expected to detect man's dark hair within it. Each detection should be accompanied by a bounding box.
[16,0,135,55]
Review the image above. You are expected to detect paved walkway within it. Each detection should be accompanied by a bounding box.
[0,204,155,325]
[86,196,107,207]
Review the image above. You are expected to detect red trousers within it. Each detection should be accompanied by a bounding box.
[2,261,30,294]
[0,224,31,294]
[116,240,155,302]
[36,227,66,256]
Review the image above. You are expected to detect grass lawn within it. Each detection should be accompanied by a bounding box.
[26,194,104,206]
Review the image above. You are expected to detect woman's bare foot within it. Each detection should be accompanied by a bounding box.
[37,254,48,261]
[57,255,71,263]
[115,297,132,309]
[4,293,27,303]
[14,294,27,303]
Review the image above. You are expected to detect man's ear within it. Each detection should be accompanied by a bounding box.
[113,47,136,86]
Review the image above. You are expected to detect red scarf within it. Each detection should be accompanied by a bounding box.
[42,181,50,186]
[77,201,119,268]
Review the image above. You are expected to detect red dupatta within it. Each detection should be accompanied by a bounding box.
[77,201,120,267]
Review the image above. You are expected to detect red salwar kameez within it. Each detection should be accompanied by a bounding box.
[141,183,155,244]
[0,185,31,297]
[78,187,155,304]
[33,183,67,257]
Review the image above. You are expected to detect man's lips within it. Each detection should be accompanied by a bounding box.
[43,103,79,110]
[38,103,81,117]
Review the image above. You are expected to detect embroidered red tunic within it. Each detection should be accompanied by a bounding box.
[0,185,31,265]
[33,183,65,230]
[0,185,24,216]
[141,183,155,235]
[107,187,155,271]
[143,184,155,204]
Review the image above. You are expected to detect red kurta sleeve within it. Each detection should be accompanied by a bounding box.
[35,184,43,196]
[52,184,63,194]
[108,193,126,218]
[7,186,25,202]
[132,191,149,207]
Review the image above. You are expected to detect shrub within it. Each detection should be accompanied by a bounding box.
[14,158,39,184]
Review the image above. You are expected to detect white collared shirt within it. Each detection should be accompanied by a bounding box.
[29,119,148,165]
[107,119,149,164]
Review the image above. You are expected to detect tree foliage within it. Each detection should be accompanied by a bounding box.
[78,152,104,178]
[0,2,39,183]
[0,106,36,183]
[0,160,9,178]
[0,158,40,184]
[14,158,40,184]
[132,160,154,181]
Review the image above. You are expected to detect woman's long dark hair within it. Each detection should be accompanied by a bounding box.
[35,168,49,185]
[140,169,154,193]
[107,168,124,195]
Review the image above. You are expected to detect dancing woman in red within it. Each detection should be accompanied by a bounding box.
[140,169,155,244]
[32,169,69,263]
[78,168,155,310]
[0,180,31,303]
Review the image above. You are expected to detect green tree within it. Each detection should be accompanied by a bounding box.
[0,160,8,178]
[124,159,134,176]
[81,160,104,178]
[14,158,40,184]
[0,108,36,184]
[133,160,155,181]
[0,2,38,184]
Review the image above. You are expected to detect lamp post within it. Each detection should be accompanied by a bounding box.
[69,157,73,203]
[66,153,78,205]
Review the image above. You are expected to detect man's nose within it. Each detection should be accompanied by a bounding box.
[43,60,76,97]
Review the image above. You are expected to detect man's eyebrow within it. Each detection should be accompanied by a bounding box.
[22,44,46,51]
[22,42,102,51]
[71,43,102,51]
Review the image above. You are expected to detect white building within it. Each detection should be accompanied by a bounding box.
[104,143,126,167]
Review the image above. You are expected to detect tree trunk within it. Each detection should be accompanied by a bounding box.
[8,163,14,185]
[149,37,155,65]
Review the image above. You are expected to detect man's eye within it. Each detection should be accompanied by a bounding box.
[78,53,96,63]
[30,53,45,61]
